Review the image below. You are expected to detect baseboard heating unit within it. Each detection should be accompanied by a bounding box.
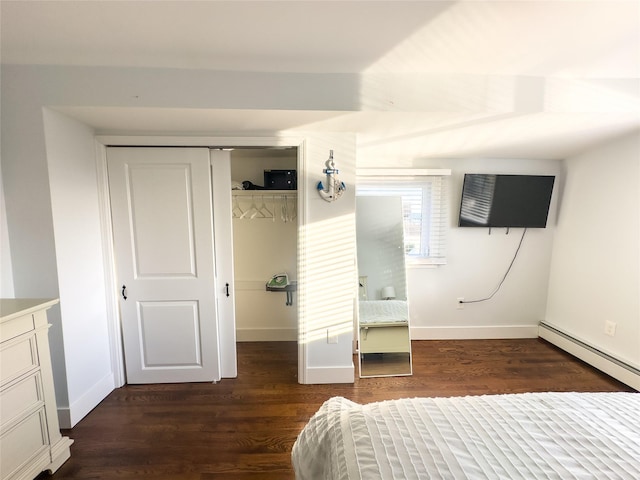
[538,322,640,391]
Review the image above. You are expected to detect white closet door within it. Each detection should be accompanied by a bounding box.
[107,147,220,383]
[210,149,237,378]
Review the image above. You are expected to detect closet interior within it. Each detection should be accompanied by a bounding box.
[229,148,298,342]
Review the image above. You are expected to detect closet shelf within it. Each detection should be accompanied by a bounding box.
[232,190,297,196]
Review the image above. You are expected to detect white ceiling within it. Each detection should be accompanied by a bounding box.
[2,0,639,161]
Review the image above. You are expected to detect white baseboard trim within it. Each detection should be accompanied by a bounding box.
[539,322,640,391]
[304,364,355,384]
[411,325,539,340]
[58,372,115,428]
[236,327,297,342]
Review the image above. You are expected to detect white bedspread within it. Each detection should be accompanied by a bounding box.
[359,300,408,324]
[292,392,640,480]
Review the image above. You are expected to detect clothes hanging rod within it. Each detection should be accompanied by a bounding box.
[232,190,297,196]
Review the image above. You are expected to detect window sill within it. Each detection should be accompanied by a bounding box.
[406,258,446,269]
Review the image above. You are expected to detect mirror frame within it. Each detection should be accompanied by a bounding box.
[356,196,412,378]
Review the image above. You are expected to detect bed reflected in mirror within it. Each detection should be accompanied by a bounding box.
[356,196,412,377]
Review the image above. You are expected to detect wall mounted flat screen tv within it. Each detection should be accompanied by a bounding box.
[459,174,555,228]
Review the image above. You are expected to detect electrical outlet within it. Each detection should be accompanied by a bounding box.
[604,320,617,337]
[457,297,465,310]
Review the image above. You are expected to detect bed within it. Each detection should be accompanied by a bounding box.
[359,300,410,354]
[359,300,408,325]
[292,392,640,479]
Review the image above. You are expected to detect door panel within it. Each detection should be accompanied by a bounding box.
[107,147,220,384]
[129,164,198,277]
[138,301,202,366]
[210,150,237,378]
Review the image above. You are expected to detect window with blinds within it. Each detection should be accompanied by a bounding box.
[357,174,449,265]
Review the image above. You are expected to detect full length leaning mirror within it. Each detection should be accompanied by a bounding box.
[356,196,412,377]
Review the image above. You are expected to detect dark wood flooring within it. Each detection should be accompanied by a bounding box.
[41,339,634,479]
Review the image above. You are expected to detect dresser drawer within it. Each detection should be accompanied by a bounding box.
[0,408,48,480]
[1,372,43,430]
[0,335,38,386]
[0,312,35,343]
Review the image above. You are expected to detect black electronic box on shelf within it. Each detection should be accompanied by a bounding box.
[264,170,297,190]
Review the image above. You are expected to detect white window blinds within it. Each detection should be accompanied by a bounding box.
[357,171,449,265]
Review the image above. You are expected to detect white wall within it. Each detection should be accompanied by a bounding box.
[299,135,357,383]
[395,158,563,339]
[0,161,14,297]
[1,82,59,299]
[42,109,115,426]
[545,132,640,369]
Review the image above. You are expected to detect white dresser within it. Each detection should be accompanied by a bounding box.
[0,299,73,480]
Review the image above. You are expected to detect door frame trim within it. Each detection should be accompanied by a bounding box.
[95,135,307,386]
